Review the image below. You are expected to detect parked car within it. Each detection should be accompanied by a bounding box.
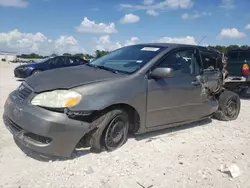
[224,47,250,95]
[3,43,240,158]
[14,55,87,78]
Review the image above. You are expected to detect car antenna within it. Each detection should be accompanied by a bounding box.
[198,36,206,45]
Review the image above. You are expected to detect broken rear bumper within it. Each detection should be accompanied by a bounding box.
[3,91,91,158]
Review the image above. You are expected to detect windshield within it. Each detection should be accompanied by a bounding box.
[89,45,165,74]
[39,56,54,63]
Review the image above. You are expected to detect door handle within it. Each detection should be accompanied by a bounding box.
[191,80,200,86]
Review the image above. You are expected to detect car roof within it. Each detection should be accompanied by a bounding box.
[132,43,204,49]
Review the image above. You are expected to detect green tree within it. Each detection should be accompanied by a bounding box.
[95,50,109,58]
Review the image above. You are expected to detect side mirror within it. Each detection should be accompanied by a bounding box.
[149,67,173,79]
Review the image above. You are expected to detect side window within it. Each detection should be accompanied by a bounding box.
[157,49,200,75]
[50,57,65,66]
[200,51,218,69]
[66,57,83,65]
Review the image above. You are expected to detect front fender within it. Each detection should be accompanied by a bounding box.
[70,75,148,130]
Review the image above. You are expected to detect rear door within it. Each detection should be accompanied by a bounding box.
[146,47,209,128]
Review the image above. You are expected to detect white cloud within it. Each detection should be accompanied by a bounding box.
[0,0,28,7]
[147,10,159,16]
[181,12,212,19]
[218,28,247,39]
[181,13,189,19]
[245,24,250,30]
[219,0,235,9]
[124,37,139,46]
[143,0,154,5]
[76,17,117,34]
[0,29,83,55]
[120,13,140,24]
[120,0,194,16]
[155,36,197,45]
[94,35,139,51]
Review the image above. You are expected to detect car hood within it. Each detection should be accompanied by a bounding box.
[25,65,125,93]
[16,62,42,69]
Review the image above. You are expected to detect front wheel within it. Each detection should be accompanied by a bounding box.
[88,109,129,153]
[214,90,241,121]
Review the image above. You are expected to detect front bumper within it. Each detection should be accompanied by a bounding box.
[3,91,91,158]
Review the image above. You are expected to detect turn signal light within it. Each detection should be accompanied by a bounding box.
[242,63,249,75]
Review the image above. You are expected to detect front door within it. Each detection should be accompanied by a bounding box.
[146,48,208,128]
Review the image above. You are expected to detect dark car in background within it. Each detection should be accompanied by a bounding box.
[224,48,250,95]
[14,55,87,78]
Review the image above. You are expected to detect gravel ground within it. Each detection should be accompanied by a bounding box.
[0,63,250,188]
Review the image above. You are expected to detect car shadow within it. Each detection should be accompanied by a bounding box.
[14,118,212,162]
[239,93,250,100]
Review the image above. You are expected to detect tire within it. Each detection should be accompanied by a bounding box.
[31,70,41,75]
[214,90,241,121]
[88,109,129,153]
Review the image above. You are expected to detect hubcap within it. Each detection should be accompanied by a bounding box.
[104,115,128,150]
[225,98,238,118]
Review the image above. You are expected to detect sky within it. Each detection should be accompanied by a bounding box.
[0,0,250,55]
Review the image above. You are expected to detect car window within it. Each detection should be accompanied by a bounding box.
[200,50,218,69]
[238,50,250,60]
[66,57,84,65]
[156,49,200,76]
[228,51,239,60]
[89,45,166,74]
[49,57,65,66]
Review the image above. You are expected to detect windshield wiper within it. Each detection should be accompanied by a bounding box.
[95,65,119,74]
[85,63,128,74]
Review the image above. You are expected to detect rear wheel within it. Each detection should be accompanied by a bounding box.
[214,90,241,121]
[88,109,129,152]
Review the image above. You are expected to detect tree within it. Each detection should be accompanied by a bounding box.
[95,50,109,58]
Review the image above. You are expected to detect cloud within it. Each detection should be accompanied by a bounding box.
[155,36,197,45]
[120,0,194,16]
[218,28,246,39]
[146,10,159,16]
[76,17,117,34]
[245,24,250,30]
[0,29,83,55]
[181,13,189,19]
[124,36,139,46]
[94,35,139,51]
[0,0,28,7]
[120,13,140,24]
[143,0,154,5]
[181,12,212,20]
[219,0,235,9]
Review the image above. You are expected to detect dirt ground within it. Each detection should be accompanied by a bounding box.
[0,62,250,188]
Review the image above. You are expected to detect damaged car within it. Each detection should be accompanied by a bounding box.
[3,43,241,158]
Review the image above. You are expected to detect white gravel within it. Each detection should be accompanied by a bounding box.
[0,62,250,188]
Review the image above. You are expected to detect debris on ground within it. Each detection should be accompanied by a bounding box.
[219,164,242,178]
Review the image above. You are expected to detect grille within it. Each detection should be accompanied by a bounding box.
[24,132,52,145]
[16,83,32,99]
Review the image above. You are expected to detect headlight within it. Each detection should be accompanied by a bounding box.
[19,67,29,71]
[31,90,82,108]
